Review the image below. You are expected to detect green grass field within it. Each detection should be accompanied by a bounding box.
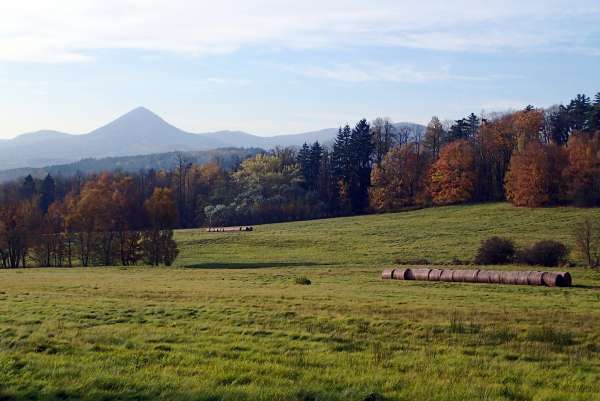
[2,203,600,401]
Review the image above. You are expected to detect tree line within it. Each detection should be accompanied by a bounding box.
[0,174,178,268]
[0,91,598,267]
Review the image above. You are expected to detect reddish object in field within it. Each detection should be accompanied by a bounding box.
[381,268,572,287]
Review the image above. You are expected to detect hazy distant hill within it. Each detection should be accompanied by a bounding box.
[0,148,264,183]
[0,107,425,171]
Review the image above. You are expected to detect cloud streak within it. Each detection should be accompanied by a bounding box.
[287,63,522,84]
[1,0,599,63]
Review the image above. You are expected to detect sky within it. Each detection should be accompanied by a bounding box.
[0,0,599,138]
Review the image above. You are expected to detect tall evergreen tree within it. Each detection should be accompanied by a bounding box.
[40,174,56,214]
[588,92,600,132]
[448,119,470,141]
[466,113,480,138]
[308,142,323,190]
[568,94,592,131]
[332,125,353,179]
[21,175,36,200]
[297,143,311,187]
[548,105,571,145]
[348,119,373,213]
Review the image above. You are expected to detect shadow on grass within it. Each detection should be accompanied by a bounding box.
[572,284,600,291]
[182,261,325,269]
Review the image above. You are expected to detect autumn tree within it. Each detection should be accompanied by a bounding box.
[142,187,179,266]
[0,199,41,268]
[562,132,600,206]
[371,117,396,165]
[513,107,544,150]
[32,200,67,267]
[474,114,516,201]
[505,142,567,207]
[423,116,445,159]
[428,140,476,205]
[370,143,430,211]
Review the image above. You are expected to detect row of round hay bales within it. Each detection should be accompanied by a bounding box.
[381,268,572,287]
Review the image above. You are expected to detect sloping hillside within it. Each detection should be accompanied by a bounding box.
[175,202,600,267]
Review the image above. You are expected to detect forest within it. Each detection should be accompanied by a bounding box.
[0,92,599,268]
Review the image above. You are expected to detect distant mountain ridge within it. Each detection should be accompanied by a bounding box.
[0,148,264,183]
[0,107,424,171]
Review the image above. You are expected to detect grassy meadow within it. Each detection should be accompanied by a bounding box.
[1,203,600,401]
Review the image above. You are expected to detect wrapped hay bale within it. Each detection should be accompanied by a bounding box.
[559,272,572,287]
[381,269,394,280]
[463,269,480,283]
[392,268,413,280]
[440,270,454,282]
[543,272,572,287]
[487,270,502,284]
[413,268,432,281]
[515,271,531,285]
[542,272,560,287]
[453,269,478,282]
[526,271,545,286]
[476,270,491,283]
[500,271,519,285]
[450,270,467,282]
[428,269,443,281]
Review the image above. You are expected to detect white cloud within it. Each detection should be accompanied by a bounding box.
[0,0,599,63]
[287,63,522,84]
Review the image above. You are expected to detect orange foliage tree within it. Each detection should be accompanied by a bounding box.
[513,108,544,151]
[563,132,600,205]
[505,142,567,207]
[143,187,179,266]
[370,143,430,211]
[428,140,477,205]
[474,115,516,200]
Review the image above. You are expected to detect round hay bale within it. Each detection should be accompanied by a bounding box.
[515,271,530,285]
[500,271,519,285]
[451,270,467,282]
[463,269,480,283]
[392,268,413,280]
[381,269,394,280]
[428,269,443,281]
[440,270,454,282]
[558,272,572,287]
[542,272,562,287]
[487,270,502,284]
[476,270,491,283]
[526,271,545,286]
[413,268,432,281]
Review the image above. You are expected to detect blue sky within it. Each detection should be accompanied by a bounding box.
[0,0,599,138]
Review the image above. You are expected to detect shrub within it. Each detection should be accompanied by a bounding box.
[517,240,568,267]
[474,236,516,265]
[295,277,311,285]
